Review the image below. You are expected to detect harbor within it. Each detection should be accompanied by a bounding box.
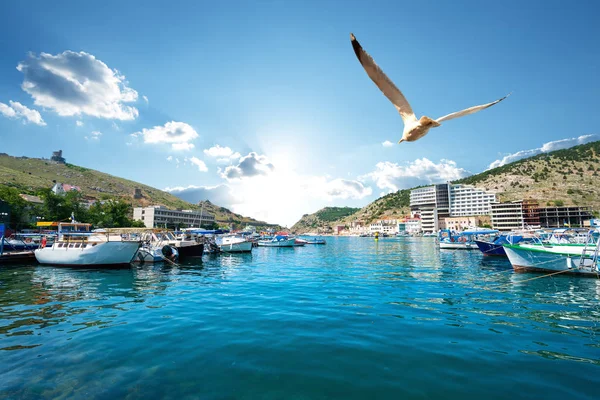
[1,236,599,399]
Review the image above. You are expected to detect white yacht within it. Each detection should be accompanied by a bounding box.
[34,223,140,267]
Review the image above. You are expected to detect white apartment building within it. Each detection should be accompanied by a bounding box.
[133,206,215,228]
[369,219,399,234]
[405,218,422,234]
[410,186,438,207]
[349,221,367,235]
[449,184,497,217]
[491,201,525,231]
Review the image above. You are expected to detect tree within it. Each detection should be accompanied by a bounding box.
[0,186,28,229]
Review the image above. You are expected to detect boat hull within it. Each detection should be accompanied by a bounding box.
[257,238,296,247]
[0,251,37,265]
[219,241,253,253]
[175,243,204,258]
[439,242,478,250]
[474,240,506,256]
[504,244,600,276]
[35,241,140,267]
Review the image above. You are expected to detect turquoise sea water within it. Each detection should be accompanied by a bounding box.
[1,237,599,399]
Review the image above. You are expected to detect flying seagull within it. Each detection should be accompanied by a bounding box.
[350,33,510,144]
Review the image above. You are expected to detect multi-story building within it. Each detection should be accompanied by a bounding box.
[445,216,491,232]
[448,184,497,217]
[491,201,525,231]
[369,218,399,234]
[133,206,215,228]
[538,206,594,228]
[349,221,367,235]
[522,199,540,227]
[405,217,422,234]
[410,184,450,233]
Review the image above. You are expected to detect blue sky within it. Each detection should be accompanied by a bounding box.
[1,0,599,226]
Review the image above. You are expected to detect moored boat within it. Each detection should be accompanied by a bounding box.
[257,236,296,247]
[503,242,600,277]
[34,223,140,267]
[217,235,253,253]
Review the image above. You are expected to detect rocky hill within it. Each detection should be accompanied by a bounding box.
[291,140,600,232]
[291,207,360,232]
[0,153,281,230]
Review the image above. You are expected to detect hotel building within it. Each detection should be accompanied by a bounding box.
[133,206,215,228]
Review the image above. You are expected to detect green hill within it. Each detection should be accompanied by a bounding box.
[0,153,281,230]
[291,207,360,232]
[291,140,600,232]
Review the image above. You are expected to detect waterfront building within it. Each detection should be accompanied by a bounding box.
[349,221,367,235]
[538,206,594,228]
[491,201,525,231]
[448,184,497,217]
[405,217,422,234]
[333,225,346,235]
[369,218,399,234]
[410,184,450,233]
[133,206,215,228]
[445,215,491,232]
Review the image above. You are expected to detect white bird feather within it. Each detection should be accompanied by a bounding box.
[350,33,510,144]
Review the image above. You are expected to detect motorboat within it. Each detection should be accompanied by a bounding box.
[300,236,326,245]
[135,242,178,263]
[216,235,253,253]
[438,228,499,250]
[34,223,141,267]
[503,229,600,276]
[159,231,204,259]
[257,236,296,247]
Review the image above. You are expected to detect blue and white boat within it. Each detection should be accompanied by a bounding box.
[474,233,534,257]
[257,235,296,247]
[438,228,499,250]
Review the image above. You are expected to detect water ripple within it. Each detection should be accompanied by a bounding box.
[1,237,599,399]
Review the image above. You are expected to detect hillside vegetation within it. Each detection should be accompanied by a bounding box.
[0,154,281,229]
[291,141,600,232]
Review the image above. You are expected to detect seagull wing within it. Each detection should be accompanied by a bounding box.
[350,34,417,124]
[435,93,511,123]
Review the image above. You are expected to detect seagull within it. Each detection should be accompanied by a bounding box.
[350,33,510,144]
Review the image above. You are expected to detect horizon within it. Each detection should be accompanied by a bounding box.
[1,1,599,226]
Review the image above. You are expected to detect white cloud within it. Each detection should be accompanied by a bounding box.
[142,95,148,103]
[203,144,241,162]
[220,152,274,180]
[17,51,138,120]
[166,156,173,162]
[132,121,198,151]
[382,140,394,147]
[363,158,469,192]
[189,157,208,172]
[172,142,195,151]
[125,142,133,146]
[324,179,372,199]
[488,134,600,169]
[85,130,102,141]
[167,155,372,226]
[76,120,83,126]
[0,100,46,125]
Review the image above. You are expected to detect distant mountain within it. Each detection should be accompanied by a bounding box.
[0,153,282,230]
[291,140,600,231]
